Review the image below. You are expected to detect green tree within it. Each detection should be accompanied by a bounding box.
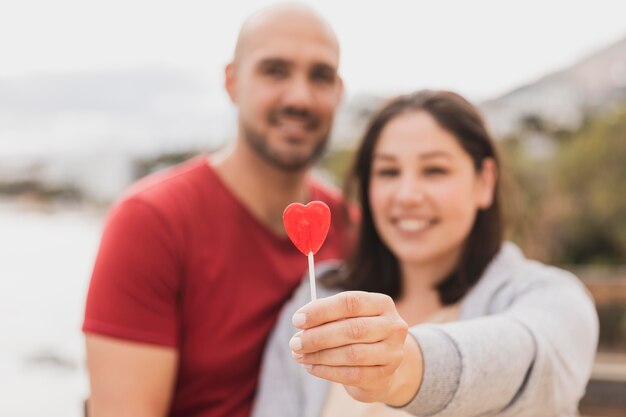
[550,107,626,264]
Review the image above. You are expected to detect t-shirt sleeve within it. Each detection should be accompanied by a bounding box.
[82,197,181,347]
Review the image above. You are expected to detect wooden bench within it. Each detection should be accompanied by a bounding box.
[579,272,626,417]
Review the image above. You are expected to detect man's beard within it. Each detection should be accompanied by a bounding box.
[241,107,331,172]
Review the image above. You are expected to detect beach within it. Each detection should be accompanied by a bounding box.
[0,202,102,417]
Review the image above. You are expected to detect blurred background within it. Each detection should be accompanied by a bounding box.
[1,0,625,416]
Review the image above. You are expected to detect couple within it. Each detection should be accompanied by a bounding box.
[82,3,598,417]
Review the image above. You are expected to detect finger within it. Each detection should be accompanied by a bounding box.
[296,341,402,367]
[292,291,394,329]
[303,364,394,388]
[290,316,395,353]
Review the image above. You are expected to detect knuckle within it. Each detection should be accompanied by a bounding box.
[306,350,319,363]
[347,318,368,340]
[346,344,363,363]
[379,293,394,307]
[373,293,393,312]
[344,292,362,315]
[306,364,319,375]
[306,331,321,350]
[393,318,409,336]
[302,306,322,326]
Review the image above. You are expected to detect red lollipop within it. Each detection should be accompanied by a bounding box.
[283,201,331,300]
[283,201,331,256]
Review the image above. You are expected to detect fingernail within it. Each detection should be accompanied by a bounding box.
[291,351,304,360]
[289,336,302,351]
[303,364,313,371]
[292,313,306,327]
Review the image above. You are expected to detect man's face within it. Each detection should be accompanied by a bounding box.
[227,19,343,171]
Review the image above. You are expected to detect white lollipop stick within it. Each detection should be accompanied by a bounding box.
[308,251,317,301]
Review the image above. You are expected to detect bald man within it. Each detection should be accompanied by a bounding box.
[82,4,351,417]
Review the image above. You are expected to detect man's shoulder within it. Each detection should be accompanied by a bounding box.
[308,175,344,205]
[119,156,214,208]
[308,174,359,223]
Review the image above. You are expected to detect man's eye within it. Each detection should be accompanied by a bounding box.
[264,66,288,77]
[311,69,335,84]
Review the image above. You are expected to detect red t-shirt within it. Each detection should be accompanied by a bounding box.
[82,157,352,417]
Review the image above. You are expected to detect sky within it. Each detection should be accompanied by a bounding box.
[1,0,625,102]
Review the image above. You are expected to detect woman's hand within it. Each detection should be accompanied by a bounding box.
[289,291,423,406]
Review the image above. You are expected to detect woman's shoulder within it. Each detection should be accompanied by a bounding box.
[461,242,591,316]
[500,242,580,281]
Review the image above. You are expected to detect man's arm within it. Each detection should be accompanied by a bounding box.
[83,198,182,416]
[85,334,178,417]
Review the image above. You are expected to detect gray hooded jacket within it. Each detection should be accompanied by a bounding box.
[251,242,599,417]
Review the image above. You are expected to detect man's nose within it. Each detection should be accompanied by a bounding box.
[282,74,315,109]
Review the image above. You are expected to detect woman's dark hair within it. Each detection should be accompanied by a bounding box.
[336,90,503,305]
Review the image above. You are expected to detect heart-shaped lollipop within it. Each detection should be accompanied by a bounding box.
[283,201,331,256]
[283,201,331,301]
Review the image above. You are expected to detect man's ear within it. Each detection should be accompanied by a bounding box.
[336,74,344,105]
[224,62,237,104]
[478,158,497,209]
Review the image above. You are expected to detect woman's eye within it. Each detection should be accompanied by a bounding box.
[374,168,399,177]
[423,167,448,176]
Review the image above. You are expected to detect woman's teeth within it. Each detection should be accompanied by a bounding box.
[396,219,431,232]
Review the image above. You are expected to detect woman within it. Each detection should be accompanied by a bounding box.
[252,90,598,417]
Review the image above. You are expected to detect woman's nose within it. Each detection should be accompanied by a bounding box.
[393,175,425,206]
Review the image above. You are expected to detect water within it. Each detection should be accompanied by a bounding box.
[0,202,103,417]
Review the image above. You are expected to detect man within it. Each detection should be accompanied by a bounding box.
[82,4,349,417]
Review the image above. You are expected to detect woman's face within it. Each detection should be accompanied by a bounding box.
[369,111,496,275]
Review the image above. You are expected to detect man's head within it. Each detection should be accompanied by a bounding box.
[225,2,343,172]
